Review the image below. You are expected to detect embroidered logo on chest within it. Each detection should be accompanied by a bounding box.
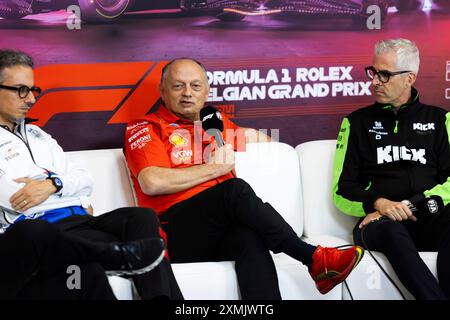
[413,123,435,132]
[368,121,388,140]
[169,132,189,147]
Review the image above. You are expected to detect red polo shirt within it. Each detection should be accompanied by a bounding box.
[124,106,245,214]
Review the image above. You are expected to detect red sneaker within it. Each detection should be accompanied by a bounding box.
[309,245,364,294]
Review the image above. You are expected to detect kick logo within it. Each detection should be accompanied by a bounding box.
[413,122,435,131]
[377,145,426,164]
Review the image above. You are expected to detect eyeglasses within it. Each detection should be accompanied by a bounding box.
[365,66,412,84]
[0,84,42,99]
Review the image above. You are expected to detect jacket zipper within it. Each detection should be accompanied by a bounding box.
[0,124,37,164]
[393,120,399,134]
[397,113,414,194]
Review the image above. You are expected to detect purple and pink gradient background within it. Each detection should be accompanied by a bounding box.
[0,4,449,150]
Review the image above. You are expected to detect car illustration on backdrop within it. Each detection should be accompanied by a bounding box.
[0,0,132,21]
[180,0,429,22]
[0,0,446,22]
[0,0,180,22]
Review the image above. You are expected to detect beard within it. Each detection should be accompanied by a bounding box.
[12,102,33,123]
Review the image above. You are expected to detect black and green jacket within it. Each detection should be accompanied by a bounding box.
[333,88,450,217]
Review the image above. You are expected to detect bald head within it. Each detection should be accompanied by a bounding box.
[159,58,210,122]
[160,58,208,89]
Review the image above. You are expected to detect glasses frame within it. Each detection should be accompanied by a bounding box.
[365,66,412,84]
[0,84,42,99]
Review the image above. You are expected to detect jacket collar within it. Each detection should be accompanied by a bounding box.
[0,121,20,133]
[0,118,37,132]
[376,87,420,115]
[155,105,195,125]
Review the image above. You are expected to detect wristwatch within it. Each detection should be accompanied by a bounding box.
[47,176,63,194]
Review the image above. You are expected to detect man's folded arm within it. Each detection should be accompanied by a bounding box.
[0,175,22,211]
[138,164,227,196]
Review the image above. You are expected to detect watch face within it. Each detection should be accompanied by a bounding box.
[50,177,63,191]
[54,178,62,187]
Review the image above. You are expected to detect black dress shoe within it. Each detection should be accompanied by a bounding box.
[105,238,166,276]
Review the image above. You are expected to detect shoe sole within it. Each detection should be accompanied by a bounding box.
[105,248,166,277]
[316,246,364,294]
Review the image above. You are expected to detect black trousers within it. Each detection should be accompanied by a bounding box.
[160,178,297,300]
[353,205,450,300]
[0,220,116,300]
[54,207,183,300]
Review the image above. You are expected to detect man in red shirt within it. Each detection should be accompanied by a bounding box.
[124,58,364,299]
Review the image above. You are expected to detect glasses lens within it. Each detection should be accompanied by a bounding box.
[378,71,390,83]
[18,86,30,98]
[366,67,375,80]
[32,87,42,98]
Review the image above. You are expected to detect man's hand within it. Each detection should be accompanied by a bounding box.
[10,178,57,212]
[359,211,383,229]
[374,197,417,222]
[206,144,235,176]
[243,128,274,143]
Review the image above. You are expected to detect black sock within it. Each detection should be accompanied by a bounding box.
[275,234,317,269]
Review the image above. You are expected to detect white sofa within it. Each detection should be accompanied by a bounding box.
[66,140,438,300]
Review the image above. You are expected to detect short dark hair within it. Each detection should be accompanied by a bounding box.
[0,49,34,83]
[160,58,208,88]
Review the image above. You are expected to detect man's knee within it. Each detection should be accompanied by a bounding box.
[131,207,159,226]
[9,220,57,243]
[223,178,253,194]
[362,219,411,248]
[113,207,159,225]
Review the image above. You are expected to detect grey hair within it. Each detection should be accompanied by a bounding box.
[160,58,208,88]
[0,49,34,83]
[375,39,420,74]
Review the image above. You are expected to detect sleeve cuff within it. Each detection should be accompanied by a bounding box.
[409,193,426,207]
[362,193,384,214]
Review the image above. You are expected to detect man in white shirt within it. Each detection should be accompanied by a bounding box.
[0,49,182,300]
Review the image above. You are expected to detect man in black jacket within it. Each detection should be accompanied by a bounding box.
[333,38,450,300]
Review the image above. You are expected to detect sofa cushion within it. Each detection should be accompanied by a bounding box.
[296,140,358,242]
[66,149,135,215]
[235,142,303,236]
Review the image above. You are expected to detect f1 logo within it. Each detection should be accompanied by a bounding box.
[30,61,166,126]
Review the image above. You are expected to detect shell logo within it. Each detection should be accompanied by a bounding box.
[169,132,188,147]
